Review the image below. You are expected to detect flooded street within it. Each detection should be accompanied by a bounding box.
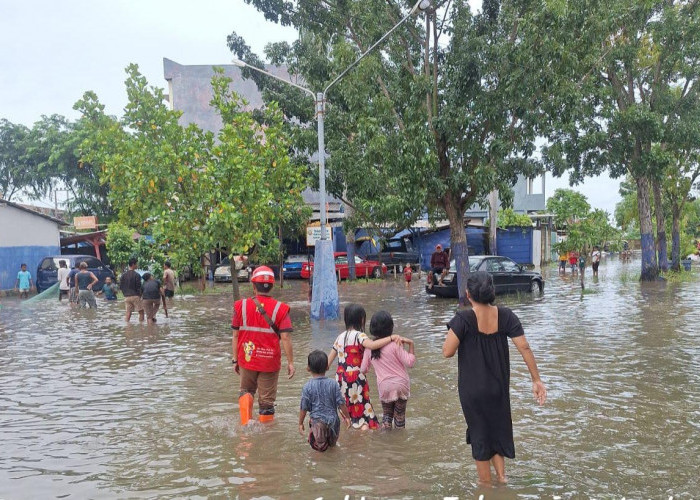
[1,257,698,499]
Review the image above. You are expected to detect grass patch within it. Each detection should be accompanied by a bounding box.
[662,269,698,284]
[177,283,231,296]
[580,287,599,295]
[618,271,641,284]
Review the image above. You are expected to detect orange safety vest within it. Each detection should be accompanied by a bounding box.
[235,297,288,372]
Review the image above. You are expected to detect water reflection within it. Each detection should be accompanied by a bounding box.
[0,257,698,498]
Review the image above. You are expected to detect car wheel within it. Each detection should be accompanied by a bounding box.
[372,267,382,278]
[530,280,543,293]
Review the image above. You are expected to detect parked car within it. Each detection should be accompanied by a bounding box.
[425,255,544,298]
[300,252,388,279]
[282,255,309,279]
[364,237,421,271]
[36,255,116,293]
[214,256,250,282]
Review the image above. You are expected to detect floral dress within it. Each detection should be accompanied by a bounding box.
[333,329,380,429]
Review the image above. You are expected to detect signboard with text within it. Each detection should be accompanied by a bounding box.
[74,216,98,230]
[306,224,332,246]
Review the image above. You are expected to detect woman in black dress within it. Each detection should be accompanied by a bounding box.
[442,271,546,484]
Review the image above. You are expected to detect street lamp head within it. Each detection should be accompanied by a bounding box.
[410,0,432,14]
[231,58,246,68]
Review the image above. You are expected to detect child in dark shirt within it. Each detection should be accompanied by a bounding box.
[299,350,351,452]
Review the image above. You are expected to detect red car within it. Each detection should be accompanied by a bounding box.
[300,252,388,279]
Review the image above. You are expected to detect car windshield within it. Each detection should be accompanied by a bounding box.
[285,255,307,263]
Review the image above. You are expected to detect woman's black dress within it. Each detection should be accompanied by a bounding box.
[446,306,524,461]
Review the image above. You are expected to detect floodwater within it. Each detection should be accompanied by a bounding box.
[0,257,698,499]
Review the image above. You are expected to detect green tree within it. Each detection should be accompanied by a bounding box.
[543,0,700,281]
[230,0,558,303]
[546,189,591,229]
[492,208,532,228]
[0,119,41,201]
[77,65,309,300]
[105,222,136,274]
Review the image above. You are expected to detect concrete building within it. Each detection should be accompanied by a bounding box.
[464,174,546,223]
[163,58,344,231]
[0,199,65,290]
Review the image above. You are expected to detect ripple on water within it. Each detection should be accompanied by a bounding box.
[0,259,698,498]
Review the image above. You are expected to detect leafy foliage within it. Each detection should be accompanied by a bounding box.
[491,208,532,228]
[546,188,591,229]
[229,0,561,302]
[76,65,309,299]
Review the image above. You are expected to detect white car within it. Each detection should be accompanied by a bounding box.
[214,256,250,282]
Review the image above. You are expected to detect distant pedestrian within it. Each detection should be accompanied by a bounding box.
[56,260,70,301]
[75,262,99,309]
[120,257,144,322]
[568,251,578,275]
[298,350,351,452]
[15,263,33,299]
[96,276,119,301]
[141,272,164,323]
[591,247,601,277]
[67,264,80,303]
[361,311,415,429]
[403,264,412,288]
[558,251,567,274]
[163,261,176,300]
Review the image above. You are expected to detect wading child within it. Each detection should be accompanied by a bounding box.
[327,303,404,430]
[403,264,412,288]
[15,264,33,299]
[299,350,351,451]
[361,311,415,429]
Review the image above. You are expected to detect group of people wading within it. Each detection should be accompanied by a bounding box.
[232,265,547,485]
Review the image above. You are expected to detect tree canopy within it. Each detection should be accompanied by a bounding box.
[76,65,310,299]
[230,0,564,302]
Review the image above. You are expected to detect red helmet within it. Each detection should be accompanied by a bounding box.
[251,266,275,284]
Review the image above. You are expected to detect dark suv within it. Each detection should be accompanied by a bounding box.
[36,255,116,293]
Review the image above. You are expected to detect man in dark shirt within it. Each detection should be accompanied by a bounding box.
[427,244,449,288]
[120,257,144,322]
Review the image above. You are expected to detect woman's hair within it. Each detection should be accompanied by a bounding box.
[307,350,328,375]
[467,271,496,305]
[370,310,394,360]
[344,303,366,331]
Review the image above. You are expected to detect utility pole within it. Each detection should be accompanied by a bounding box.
[489,189,498,255]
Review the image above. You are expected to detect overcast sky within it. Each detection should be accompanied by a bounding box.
[0,0,620,214]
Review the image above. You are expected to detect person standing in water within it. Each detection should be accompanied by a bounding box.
[75,262,99,309]
[442,271,546,485]
[232,266,295,425]
[56,260,70,302]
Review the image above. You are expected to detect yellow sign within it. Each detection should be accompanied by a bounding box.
[73,216,98,230]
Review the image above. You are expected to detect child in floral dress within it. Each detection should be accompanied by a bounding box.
[327,303,404,430]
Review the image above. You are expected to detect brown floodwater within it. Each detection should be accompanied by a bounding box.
[0,256,698,499]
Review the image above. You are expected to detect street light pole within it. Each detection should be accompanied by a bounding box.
[232,0,430,320]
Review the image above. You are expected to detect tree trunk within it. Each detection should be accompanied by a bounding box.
[489,189,498,255]
[670,206,682,271]
[232,271,241,302]
[346,225,357,281]
[652,179,669,272]
[445,197,470,306]
[636,176,659,281]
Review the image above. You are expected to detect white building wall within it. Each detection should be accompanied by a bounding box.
[0,204,60,247]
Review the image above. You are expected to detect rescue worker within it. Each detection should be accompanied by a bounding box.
[232,266,295,425]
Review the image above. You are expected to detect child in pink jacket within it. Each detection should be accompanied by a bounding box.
[361,311,416,429]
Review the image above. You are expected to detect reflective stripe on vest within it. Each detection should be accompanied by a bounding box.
[241,298,278,334]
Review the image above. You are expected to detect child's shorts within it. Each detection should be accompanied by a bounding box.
[308,418,339,452]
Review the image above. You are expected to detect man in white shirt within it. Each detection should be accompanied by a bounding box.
[56,260,71,301]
